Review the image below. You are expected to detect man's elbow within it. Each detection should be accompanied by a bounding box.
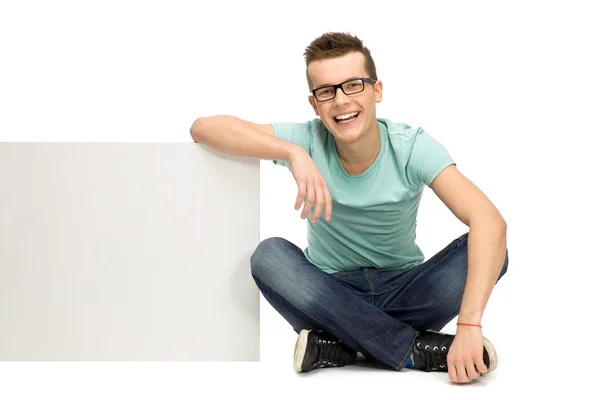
[497,215,507,232]
[190,118,205,142]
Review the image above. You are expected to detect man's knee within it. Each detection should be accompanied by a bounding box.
[250,237,290,279]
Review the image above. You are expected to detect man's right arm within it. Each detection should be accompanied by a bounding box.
[190,115,333,223]
[189,115,303,163]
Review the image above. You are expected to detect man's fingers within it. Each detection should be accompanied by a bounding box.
[295,174,332,223]
[476,357,488,375]
[456,363,471,383]
[323,182,332,221]
[311,184,325,223]
[448,363,458,383]
[295,182,306,210]
[466,362,480,380]
[301,181,315,219]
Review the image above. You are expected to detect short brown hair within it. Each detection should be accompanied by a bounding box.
[303,32,378,91]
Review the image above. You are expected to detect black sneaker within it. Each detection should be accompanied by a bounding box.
[411,330,497,373]
[293,329,357,372]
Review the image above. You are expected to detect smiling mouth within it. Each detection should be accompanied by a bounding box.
[334,111,360,124]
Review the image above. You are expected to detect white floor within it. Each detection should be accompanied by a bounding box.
[0,356,571,400]
[0,301,588,400]
[1,353,578,400]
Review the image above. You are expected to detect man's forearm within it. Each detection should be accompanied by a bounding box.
[190,115,302,161]
[458,218,507,324]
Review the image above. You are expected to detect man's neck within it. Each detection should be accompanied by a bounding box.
[335,123,381,176]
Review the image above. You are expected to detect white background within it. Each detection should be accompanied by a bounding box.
[1,0,598,398]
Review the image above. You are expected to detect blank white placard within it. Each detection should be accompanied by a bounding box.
[0,143,260,361]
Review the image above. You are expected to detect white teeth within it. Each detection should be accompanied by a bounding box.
[334,112,358,120]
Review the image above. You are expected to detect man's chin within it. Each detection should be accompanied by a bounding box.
[330,132,364,146]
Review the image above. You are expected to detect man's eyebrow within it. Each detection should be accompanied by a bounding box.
[314,77,361,90]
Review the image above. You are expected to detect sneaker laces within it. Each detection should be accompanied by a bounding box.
[317,339,347,367]
[420,346,447,370]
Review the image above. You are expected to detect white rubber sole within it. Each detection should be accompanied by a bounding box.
[293,329,310,373]
[483,336,498,374]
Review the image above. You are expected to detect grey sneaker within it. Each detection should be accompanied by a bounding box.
[293,329,357,372]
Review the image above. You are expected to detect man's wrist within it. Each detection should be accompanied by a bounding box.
[285,144,306,162]
[457,309,483,325]
[456,322,482,328]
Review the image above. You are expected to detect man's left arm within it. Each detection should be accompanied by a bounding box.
[429,164,507,384]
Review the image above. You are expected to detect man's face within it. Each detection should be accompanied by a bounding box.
[307,51,382,144]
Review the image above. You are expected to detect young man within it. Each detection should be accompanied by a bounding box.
[190,32,508,384]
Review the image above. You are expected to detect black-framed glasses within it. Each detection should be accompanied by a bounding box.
[311,77,377,102]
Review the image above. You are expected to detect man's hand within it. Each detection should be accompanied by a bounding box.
[447,325,488,383]
[289,149,332,224]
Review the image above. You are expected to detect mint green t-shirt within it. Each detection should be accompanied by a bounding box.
[272,118,455,274]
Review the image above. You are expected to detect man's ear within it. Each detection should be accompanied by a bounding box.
[308,95,319,116]
[375,80,383,103]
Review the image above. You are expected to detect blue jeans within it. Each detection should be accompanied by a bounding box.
[250,232,509,370]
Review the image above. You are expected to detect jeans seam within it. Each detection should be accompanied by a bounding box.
[332,272,371,297]
[395,331,418,370]
[364,268,375,304]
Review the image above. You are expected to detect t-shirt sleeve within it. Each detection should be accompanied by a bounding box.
[406,128,456,189]
[270,121,313,169]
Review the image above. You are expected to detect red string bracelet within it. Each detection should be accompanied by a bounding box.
[457,322,482,328]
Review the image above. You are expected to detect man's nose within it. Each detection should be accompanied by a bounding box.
[333,87,350,105]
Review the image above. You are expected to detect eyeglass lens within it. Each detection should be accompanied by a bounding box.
[315,79,364,101]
